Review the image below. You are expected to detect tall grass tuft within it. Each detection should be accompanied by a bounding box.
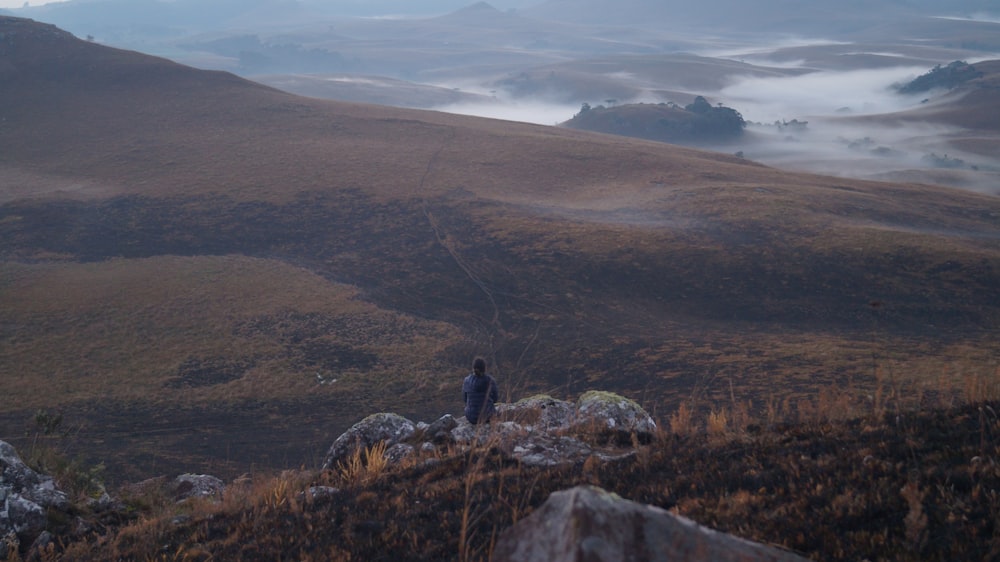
[337,440,390,486]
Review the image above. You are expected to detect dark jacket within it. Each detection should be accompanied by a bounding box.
[463,372,499,424]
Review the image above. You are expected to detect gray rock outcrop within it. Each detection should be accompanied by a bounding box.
[1,441,69,559]
[171,473,226,502]
[321,391,655,470]
[573,390,657,435]
[498,395,575,431]
[322,412,416,470]
[493,485,810,562]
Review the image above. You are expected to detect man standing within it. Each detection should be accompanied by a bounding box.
[463,357,499,425]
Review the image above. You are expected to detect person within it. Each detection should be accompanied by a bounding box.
[463,357,499,425]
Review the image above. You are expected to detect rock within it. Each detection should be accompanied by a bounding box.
[299,486,340,503]
[28,529,53,554]
[0,441,68,510]
[85,491,121,513]
[171,474,225,502]
[0,440,69,554]
[449,417,478,444]
[322,413,416,470]
[450,418,526,446]
[423,414,458,443]
[500,395,575,431]
[508,433,594,467]
[321,392,658,471]
[493,485,809,562]
[573,391,657,436]
[384,443,415,463]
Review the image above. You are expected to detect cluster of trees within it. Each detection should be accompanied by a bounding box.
[682,96,746,137]
[897,61,982,94]
[567,96,745,144]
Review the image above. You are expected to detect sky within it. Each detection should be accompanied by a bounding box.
[0,0,66,7]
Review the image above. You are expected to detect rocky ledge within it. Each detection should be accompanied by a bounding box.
[321,390,657,471]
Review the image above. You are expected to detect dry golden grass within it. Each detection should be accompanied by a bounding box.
[336,440,390,486]
[0,255,461,410]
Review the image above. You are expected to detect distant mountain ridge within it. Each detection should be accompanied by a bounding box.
[525,0,1000,33]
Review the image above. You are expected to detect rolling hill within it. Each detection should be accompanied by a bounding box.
[1,15,999,481]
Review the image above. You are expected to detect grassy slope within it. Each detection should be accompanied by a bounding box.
[1,16,999,480]
[872,59,1000,159]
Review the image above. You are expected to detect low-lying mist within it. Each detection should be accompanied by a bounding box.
[431,98,579,127]
[719,65,931,123]
[433,59,1000,193]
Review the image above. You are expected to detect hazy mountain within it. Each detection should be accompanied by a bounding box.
[526,0,999,31]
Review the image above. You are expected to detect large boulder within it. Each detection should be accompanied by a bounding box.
[170,474,226,502]
[493,486,809,562]
[0,441,69,558]
[422,414,458,444]
[573,391,657,436]
[499,395,575,431]
[322,413,416,470]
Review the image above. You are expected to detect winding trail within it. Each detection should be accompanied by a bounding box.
[418,128,502,331]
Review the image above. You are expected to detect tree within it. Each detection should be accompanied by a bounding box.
[685,96,713,114]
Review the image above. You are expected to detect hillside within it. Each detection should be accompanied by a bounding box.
[16,397,1000,561]
[860,59,1000,166]
[1,15,1000,485]
[903,59,1000,133]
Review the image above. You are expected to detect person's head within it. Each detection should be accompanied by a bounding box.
[473,357,486,375]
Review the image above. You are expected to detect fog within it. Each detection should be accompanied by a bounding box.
[433,64,934,126]
[432,53,999,193]
[719,66,931,124]
[432,97,579,127]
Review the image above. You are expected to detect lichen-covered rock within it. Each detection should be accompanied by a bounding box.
[171,474,225,502]
[322,413,416,470]
[573,391,657,435]
[493,485,810,562]
[1,440,69,554]
[423,414,458,444]
[3,492,45,537]
[499,395,575,430]
[508,433,595,467]
[0,441,68,511]
[384,443,415,463]
[450,416,501,445]
[321,392,659,472]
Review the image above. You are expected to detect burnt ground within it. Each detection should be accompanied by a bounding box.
[4,190,997,337]
[3,188,999,483]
